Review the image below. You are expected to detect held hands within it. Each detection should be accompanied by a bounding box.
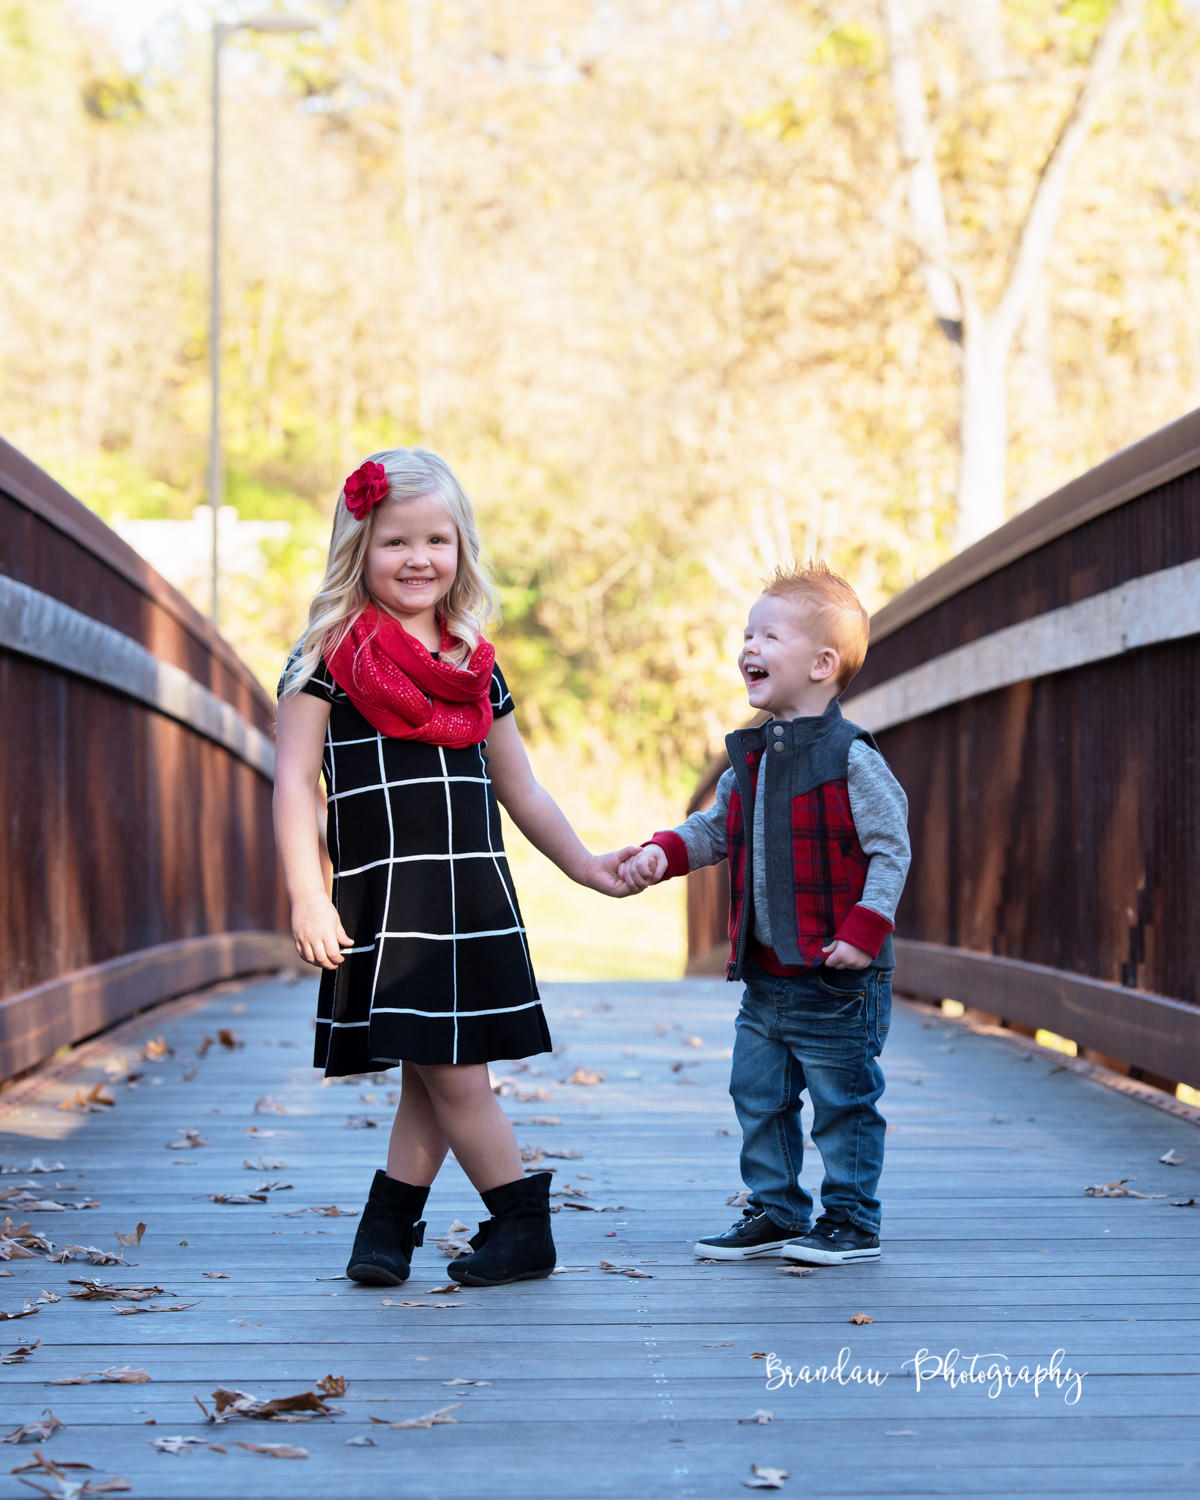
[581,846,647,897]
[291,892,353,969]
[821,938,872,970]
[617,844,668,893]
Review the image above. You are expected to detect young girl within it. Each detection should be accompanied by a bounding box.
[274,448,635,1288]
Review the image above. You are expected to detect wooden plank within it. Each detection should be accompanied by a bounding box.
[1,977,1198,1500]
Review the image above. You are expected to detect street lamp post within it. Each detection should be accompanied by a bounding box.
[208,13,319,626]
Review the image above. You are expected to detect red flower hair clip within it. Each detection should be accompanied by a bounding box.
[343,460,390,520]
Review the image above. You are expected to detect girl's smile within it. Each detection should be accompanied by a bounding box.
[364,495,459,645]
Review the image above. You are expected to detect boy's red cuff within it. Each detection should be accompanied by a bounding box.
[645,830,690,880]
[834,903,893,958]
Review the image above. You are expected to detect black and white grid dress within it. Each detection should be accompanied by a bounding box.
[288,652,549,1076]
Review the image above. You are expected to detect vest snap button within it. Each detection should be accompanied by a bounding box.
[773,725,784,736]
[773,742,783,752]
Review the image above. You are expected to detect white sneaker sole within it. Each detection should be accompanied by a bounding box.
[692,1241,790,1261]
[781,1244,881,1265]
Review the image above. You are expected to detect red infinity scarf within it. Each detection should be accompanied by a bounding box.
[324,605,495,747]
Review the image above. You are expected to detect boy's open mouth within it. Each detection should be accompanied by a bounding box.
[745,666,768,681]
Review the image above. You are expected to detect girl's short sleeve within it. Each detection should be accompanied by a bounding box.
[490,660,516,720]
[277,647,337,704]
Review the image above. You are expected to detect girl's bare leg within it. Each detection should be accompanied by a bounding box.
[386,1061,451,1184]
[414,1062,524,1192]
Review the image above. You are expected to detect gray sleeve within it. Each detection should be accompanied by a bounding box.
[847,740,911,923]
[670,766,735,871]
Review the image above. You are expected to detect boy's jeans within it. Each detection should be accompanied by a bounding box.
[729,961,892,1236]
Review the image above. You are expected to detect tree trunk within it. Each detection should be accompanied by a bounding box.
[957,311,1007,546]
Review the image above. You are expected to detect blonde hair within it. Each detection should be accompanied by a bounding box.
[763,561,869,693]
[279,448,499,697]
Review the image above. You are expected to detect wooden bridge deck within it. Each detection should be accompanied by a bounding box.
[1,975,1198,1499]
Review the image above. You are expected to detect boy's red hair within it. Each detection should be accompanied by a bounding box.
[763,562,869,693]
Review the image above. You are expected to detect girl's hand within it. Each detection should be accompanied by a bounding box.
[821,938,872,970]
[620,845,667,892]
[291,893,353,969]
[581,847,645,897]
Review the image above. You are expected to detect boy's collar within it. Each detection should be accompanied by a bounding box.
[766,696,842,729]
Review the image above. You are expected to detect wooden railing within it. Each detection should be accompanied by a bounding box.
[683,409,1200,1091]
[0,439,293,1080]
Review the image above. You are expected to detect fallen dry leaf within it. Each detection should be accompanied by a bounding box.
[113,1224,145,1248]
[598,1261,653,1278]
[217,1029,243,1050]
[739,1410,774,1425]
[49,1367,150,1385]
[382,1299,463,1309]
[512,1115,560,1126]
[283,1205,357,1218]
[3,1411,63,1444]
[441,1377,491,1387]
[207,1386,338,1423]
[434,1220,475,1259]
[0,1192,68,1213]
[370,1403,461,1430]
[253,1097,288,1115]
[111,1301,198,1315]
[743,1464,791,1490]
[1,1161,66,1176]
[35,1291,59,1304]
[1159,1149,1188,1165]
[149,1436,209,1454]
[233,1441,307,1459]
[703,1341,734,1348]
[243,1158,286,1171]
[52,1247,129,1267]
[196,1036,214,1058]
[9,1449,92,1475]
[68,1280,165,1301]
[3,1338,40,1365]
[780,1267,814,1277]
[56,1083,115,1114]
[849,1312,875,1325]
[0,1302,40,1321]
[726,1189,751,1207]
[344,1434,376,1446]
[1083,1179,1165,1199]
[423,1284,461,1295]
[1170,1197,1197,1208]
[166,1130,207,1150]
[316,1375,346,1397]
[202,1271,230,1279]
[141,1038,172,1061]
[566,1068,605,1086]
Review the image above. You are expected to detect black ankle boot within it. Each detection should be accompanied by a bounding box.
[446,1172,556,1287]
[345,1171,429,1286]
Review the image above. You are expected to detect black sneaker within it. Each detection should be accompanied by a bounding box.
[693,1209,796,1261]
[781,1215,880,1265]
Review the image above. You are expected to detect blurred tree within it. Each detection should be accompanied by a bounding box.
[1,0,1198,790]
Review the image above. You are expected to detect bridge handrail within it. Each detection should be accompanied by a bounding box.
[0,441,292,1081]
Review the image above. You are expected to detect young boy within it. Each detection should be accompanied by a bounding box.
[621,564,910,1265]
